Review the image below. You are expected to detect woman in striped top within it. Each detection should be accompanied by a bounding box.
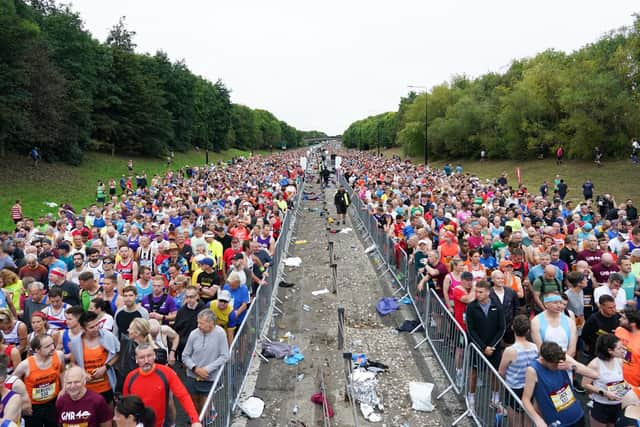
[499,314,539,427]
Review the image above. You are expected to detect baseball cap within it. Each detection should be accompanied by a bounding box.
[460,271,474,281]
[38,251,54,261]
[631,248,640,257]
[231,253,244,261]
[204,231,215,238]
[418,240,430,246]
[499,260,514,269]
[198,257,214,267]
[218,290,231,302]
[194,254,206,263]
[57,242,70,251]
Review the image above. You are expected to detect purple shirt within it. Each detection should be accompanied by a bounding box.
[141,293,177,317]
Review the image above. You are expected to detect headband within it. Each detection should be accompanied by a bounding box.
[543,295,562,303]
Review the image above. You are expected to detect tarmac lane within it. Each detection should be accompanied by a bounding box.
[233,171,452,426]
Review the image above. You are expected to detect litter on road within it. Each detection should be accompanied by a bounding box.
[376,297,399,316]
[339,227,353,233]
[284,347,305,365]
[364,244,376,254]
[399,296,412,305]
[311,288,330,296]
[409,382,435,412]
[310,393,335,417]
[261,341,294,359]
[239,396,265,418]
[284,257,302,267]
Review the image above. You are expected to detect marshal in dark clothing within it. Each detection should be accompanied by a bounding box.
[466,294,506,367]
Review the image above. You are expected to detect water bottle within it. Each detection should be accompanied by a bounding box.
[292,404,298,415]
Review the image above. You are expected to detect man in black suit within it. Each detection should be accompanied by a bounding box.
[465,280,505,407]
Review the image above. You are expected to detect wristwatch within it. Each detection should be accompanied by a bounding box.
[598,389,605,396]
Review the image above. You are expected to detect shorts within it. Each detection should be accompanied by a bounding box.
[504,387,524,412]
[590,401,621,424]
[336,205,347,215]
[186,375,214,395]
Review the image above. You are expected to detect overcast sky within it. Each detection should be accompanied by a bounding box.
[71,0,638,135]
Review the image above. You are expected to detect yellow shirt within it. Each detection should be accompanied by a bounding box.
[209,300,235,330]
[207,240,224,270]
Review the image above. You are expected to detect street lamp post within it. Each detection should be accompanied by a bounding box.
[409,85,428,165]
[377,122,381,157]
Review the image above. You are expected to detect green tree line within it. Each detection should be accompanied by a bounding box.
[343,14,640,160]
[0,0,325,164]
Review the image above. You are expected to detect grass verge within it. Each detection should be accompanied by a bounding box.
[378,147,640,205]
[0,149,248,231]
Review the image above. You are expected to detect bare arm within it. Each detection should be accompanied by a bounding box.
[567,319,577,357]
[17,323,28,356]
[9,378,31,415]
[522,367,547,427]
[9,347,21,372]
[530,316,542,350]
[2,393,21,423]
[498,346,515,377]
[442,275,452,309]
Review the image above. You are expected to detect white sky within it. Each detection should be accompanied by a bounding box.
[70,0,638,135]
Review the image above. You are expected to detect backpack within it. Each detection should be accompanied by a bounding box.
[534,276,562,313]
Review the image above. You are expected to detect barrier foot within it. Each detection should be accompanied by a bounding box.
[413,337,427,349]
[391,287,407,297]
[452,409,471,426]
[436,384,453,400]
[273,305,284,315]
[256,351,269,363]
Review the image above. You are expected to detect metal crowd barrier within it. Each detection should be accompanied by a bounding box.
[199,176,305,427]
[424,288,468,398]
[455,343,537,426]
[339,173,536,426]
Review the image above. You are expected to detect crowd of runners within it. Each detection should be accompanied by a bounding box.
[3,146,640,427]
[0,154,304,427]
[340,151,640,427]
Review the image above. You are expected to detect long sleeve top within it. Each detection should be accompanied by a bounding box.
[123,364,199,427]
[181,325,229,381]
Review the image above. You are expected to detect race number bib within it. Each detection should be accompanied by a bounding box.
[607,380,628,398]
[583,295,592,307]
[32,382,56,401]
[549,384,576,412]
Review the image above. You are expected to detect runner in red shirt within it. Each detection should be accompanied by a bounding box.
[452,271,476,331]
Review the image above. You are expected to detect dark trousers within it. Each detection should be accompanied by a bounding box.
[25,400,56,427]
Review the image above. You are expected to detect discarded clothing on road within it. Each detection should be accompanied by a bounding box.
[284,347,305,365]
[310,393,334,417]
[376,297,399,316]
[261,341,294,359]
[396,319,424,333]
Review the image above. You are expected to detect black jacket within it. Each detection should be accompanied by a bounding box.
[490,287,519,329]
[465,298,505,350]
[173,302,205,354]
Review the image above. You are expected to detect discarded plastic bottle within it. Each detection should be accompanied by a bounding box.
[292,404,299,415]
